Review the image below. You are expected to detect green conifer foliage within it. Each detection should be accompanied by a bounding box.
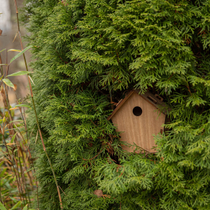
[22,0,210,209]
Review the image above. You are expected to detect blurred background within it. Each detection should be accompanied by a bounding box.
[0,0,30,106]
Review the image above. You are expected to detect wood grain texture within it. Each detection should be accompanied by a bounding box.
[112,92,165,153]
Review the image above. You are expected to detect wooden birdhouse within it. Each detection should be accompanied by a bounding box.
[108,90,166,153]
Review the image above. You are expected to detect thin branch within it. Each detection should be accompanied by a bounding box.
[13,0,63,209]
[82,148,104,161]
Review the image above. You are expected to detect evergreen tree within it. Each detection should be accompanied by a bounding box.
[22,0,210,209]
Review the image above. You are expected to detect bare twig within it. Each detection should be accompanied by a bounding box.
[82,148,104,161]
[13,1,63,209]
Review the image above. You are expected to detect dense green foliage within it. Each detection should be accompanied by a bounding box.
[23,0,210,209]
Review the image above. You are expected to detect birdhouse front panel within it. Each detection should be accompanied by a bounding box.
[111,91,165,153]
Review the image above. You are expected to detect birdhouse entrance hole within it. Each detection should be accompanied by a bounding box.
[133,106,142,116]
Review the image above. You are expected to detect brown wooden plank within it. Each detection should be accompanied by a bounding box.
[112,92,165,153]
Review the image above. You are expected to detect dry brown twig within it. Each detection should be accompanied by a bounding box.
[13,0,63,209]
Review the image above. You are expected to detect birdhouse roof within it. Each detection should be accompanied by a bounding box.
[108,90,167,120]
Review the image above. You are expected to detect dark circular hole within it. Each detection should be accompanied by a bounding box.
[133,106,142,116]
